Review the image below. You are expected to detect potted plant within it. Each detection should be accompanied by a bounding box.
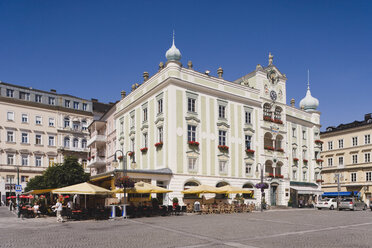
[273,119,283,124]
[245,149,255,154]
[188,141,200,147]
[155,141,163,148]
[128,152,134,157]
[276,148,284,152]
[264,146,275,151]
[218,145,229,151]
[293,158,299,162]
[140,147,148,153]
[315,139,323,144]
[263,116,273,122]
[316,159,324,163]
[117,155,123,160]
[303,159,308,163]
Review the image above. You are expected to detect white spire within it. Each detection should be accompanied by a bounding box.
[299,69,319,111]
[165,31,181,61]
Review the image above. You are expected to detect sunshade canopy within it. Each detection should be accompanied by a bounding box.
[217,185,253,194]
[24,188,56,195]
[52,182,111,195]
[112,181,172,194]
[182,185,225,194]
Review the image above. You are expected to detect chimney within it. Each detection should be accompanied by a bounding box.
[217,67,223,79]
[365,113,372,121]
[143,72,149,81]
[290,98,295,107]
[50,89,57,93]
[121,90,126,99]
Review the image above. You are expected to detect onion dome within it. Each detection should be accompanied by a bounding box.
[299,71,319,111]
[165,32,181,61]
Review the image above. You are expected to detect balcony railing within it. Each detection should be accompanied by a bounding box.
[87,135,106,147]
[87,156,106,168]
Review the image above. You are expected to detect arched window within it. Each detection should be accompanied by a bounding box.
[216,181,229,199]
[275,135,283,150]
[264,133,273,148]
[276,162,283,176]
[242,183,254,199]
[82,120,87,130]
[274,106,282,121]
[64,137,70,147]
[265,160,274,176]
[263,103,271,119]
[82,139,87,148]
[64,117,70,128]
[73,138,79,148]
[184,181,200,199]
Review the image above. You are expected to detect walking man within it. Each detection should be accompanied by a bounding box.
[53,199,64,222]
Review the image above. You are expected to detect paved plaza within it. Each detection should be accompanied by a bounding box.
[1,207,372,248]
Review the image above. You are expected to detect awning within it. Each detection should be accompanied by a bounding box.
[322,191,360,197]
[24,188,56,195]
[291,186,322,195]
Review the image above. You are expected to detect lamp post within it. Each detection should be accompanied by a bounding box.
[334,173,343,211]
[114,149,136,219]
[256,163,265,212]
[15,165,20,218]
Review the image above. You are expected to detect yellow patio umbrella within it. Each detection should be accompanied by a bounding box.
[112,181,172,194]
[217,185,253,194]
[24,188,57,195]
[52,182,111,195]
[181,184,224,194]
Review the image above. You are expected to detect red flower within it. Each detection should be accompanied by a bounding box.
[315,140,323,144]
[117,155,123,160]
[276,148,284,152]
[275,174,284,178]
[316,179,324,183]
[303,159,308,163]
[264,146,275,151]
[155,142,163,148]
[246,149,255,154]
[140,147,148,152]
[264,116,274,122]
[128,152,134,157]
[316,159,324,163]
[218,145,229,151]
[188,141,200,146]
[268,173,274,177]
[273,119,283,124]
[293,158,299,161]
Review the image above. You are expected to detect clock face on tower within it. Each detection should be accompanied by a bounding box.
[270,90,277,101]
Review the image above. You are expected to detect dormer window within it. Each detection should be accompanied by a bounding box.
[6,89,14,97]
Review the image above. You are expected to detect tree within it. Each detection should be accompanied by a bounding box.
[25,156,90,192]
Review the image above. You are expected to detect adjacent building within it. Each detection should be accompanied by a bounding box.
[91,38,322,207]
[320,114,372,204]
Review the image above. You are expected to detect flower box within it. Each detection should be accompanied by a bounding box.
[218,145,229,151]
[87,157,91,161]
[188,141,200,147]
[273,119,283,124]
[117,155,123,160]
[263,116,273,122]
[293,158,299,162]
[155,142,163,148]
[276,148,284,152]
[303,159,308,163]
[268,173,274,178]
[140,147,148,153]
[264,146,275,151]
[275,174,284,178]
[316,159,324,163]
[316,179,324,183]
[245,149,255,154]
[315,140,323,144]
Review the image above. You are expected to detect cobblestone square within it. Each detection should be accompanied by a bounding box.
[1,207,372,248]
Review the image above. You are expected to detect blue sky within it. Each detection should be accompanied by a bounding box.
[0,0,371,130]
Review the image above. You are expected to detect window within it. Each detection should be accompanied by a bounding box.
[73,138,79,148]
[328,141,333,150]
[339,157,344,166]
[292,148,297,158]
[35,94,42,103]
[143,108,148,122]
[245,163,252,175]
[365,134,370,144]
[48,136,55,146]
[157,98,163,114]
[21,133,28,143]
[218,130,227,146]
[49,118,55,127]
[292,128,296,137]
[263,103,271,118]
[351,173,357,182]
[7,154,14,165]
[81,120,87,130]
[365,153,371,163]
[35,156,42,167]
[352,137,358,146]
[64,118,70,128]
[188,98,196,112]
[35,134,42,145]
[218,105,226,119]
[65,100,70,108]
[73,101,79,109]
[49,157,56,167]
[6,175,15,183]
[49,97,55,105]
[35,116,42,125]
[352,154,358,164]
[82,139,87,148]
[302,130,306,140]
[64,137,70,147]
[21,155,28,166]
[82,103,88,111]
[6,89,14,97]
[158,127,163,142]
[245,135,252,150]
[188,157,197,171]
[187,125,196,142]
[366,172,372,182]
[7,111,14,121]
[22,114,28,123]
[73,122,79,130]
[292,170,297,180]
[21,176,29,183]
[143,133,148,148]
[7,131,14,142]
[19,92,30,100]
[338,139,343,149]
[130,114,135,128]
[219,161,227,173]
[245,111,251,124]
[303,171,307,180]
[328,158,333,166]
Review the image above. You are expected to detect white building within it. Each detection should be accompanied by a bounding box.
[91,38,322,207]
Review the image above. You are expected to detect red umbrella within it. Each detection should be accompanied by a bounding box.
[19,195,28,199]
[7,196,16,199]
[64,195,70,198]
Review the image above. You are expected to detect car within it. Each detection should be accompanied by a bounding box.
[369,199,372,211]
[338,198,367,211]
[316,198,337,210]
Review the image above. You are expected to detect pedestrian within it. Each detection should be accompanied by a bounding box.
[52,199,64,222]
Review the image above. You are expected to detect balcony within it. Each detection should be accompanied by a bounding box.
[87,156,106,168]
[87,134,106,147]
[58,146,89,153]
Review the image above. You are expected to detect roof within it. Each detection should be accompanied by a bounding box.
[92,101,115,114]
[290,181,318,188]
[321,114,372,134]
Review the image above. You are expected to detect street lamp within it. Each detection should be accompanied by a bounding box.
[114,149,136,219]
[14,165,21,218]
[256,163,265,212]
[334,173,343,211]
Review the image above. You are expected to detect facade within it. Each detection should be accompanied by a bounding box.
[0,82,98,202]
[320,114,372,204]
[92,38,322,207]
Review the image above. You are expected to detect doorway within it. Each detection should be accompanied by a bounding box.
[270,185,277,206]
